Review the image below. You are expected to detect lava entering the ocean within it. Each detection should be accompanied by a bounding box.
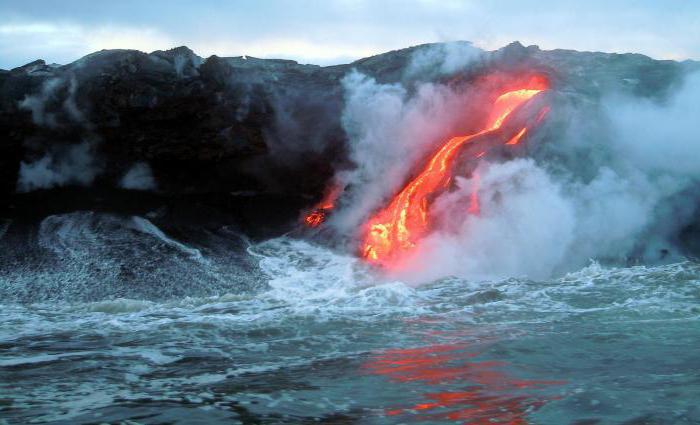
[301,74,551,268]
[360,77,550,267]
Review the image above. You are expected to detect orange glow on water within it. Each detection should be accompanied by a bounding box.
[361,81,548,267]
[364,342,564,424]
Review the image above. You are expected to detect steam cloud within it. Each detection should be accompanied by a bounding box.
[329,69,477,233]
[19,76,92,128]
[18,77,62,127]
[329,45,700,283]
[404,41,483,81]
[17,73,103,192]
[16,140,102,192]
[120,162,157,191]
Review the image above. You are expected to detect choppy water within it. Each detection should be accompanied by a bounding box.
[1,213,699,424]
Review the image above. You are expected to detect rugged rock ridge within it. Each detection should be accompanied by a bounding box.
[0,42,697,233]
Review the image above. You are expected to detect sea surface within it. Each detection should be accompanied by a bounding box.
[1,213,699,424]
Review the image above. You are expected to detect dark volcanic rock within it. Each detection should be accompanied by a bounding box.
[0,47,350,202]
[0,42,698,235]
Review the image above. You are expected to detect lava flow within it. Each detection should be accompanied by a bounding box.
[361,78,550,267]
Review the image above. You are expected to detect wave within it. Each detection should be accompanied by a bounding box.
[0,211,262,303]
[4,230,697,324]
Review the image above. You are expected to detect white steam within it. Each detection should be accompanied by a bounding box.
[392,160,662,283]
[62,77,91,128]
[16,141,101,192]
[120,162,157,191]
[19,77,62,127]
[329,70,473,232]
[19,76,92,128]
[330,43,488,234]
[606,73,700,177]
[17,74,103,192]
[400,159,576,282]
[404,41,483,80]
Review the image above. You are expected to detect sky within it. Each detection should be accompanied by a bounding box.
[1,0,698,69]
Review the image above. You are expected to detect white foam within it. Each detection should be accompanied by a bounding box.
[130,216,204,260]
[83,298,154,314]
[252,237,424,318]
[0,351,97,367]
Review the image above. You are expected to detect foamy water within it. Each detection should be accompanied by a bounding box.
[1,214,699,424]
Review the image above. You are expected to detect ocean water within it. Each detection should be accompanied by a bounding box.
[1,213,699,424]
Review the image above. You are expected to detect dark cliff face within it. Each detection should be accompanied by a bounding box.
[0,42,697,236]
[0,48,344,197]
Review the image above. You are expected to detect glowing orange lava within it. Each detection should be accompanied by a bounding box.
[467,172,481,215]
[302,181,344,228]
[506,127,528,145]
[361,83,549,266]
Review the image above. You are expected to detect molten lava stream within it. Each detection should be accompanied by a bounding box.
[361,85,548,267]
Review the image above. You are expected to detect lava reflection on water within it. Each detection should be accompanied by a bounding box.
[364,341,564,424]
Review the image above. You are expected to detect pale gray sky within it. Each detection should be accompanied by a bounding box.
[1,0,698,69]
